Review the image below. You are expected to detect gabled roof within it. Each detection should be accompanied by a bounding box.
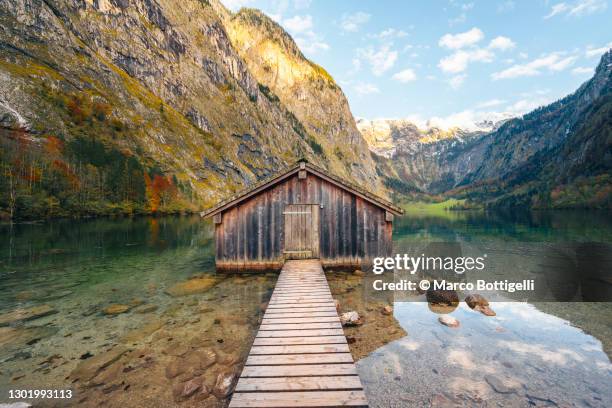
[201,160,404,217]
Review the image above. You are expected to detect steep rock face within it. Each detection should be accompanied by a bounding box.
[357,119,492,193]
[221,6,381,188]
[463,50,612,187]
[0,0,385,218]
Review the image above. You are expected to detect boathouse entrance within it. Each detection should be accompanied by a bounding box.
[283,204,320,260]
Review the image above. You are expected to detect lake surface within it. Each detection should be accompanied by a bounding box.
[0,211,611,407]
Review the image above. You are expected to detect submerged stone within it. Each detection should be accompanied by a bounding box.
[102,304,131,315]
[133,304,158,314]
[340,311,362,326]
[165,277,218,297]
[438,314,460,328]
[69,346,128,382]
[382,305,393,315]
[0,304,57,326]
[173,377,201,401]
[485,375,518,394]
[475,305,496,316]
[213,370,236,398]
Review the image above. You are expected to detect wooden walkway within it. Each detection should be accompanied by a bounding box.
[229,259,368,407]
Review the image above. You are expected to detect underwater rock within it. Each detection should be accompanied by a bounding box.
[102,304,131,315]
[0,304,57,326]
[196,349,217,369]
[165,359,186,379]
[465,294,489,309]
[485,375,518,394]
[173,377,201,401]
[121,319,164,343]
[438,315,460,328]
[133,304,158,314]
[340,311,362,326]
[382,305,393,315]
[165,277,218,297]
[353,269,365,277]
[69,346,128,382]
[213,370,236,398]
[0,326,57,349]
[475,305,496,316]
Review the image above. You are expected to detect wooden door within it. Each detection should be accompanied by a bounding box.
[283,204,320,259]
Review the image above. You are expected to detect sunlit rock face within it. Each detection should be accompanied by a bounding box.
[223,7,383,191]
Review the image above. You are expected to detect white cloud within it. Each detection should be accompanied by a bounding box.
[448,74,467,89]
[491,52,577,79]
[369,28,408,40]
[506,97,552,114]
[572,66,594,75]
[283,15,312,33]
[221,0,254,11]
[340,11,371,32]
[296,37,330,54]
[357,44,398,76]
[354,82,380,95]
[280,15,329,55]
[544,0,608,19]
[438,48,494,73]
[585,43,612,58]
[438,27,484,49]
[488,36,516,51]
[392,69,417,83]
[476,99,506,108]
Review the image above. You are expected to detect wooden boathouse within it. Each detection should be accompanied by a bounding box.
[202,160,403,272]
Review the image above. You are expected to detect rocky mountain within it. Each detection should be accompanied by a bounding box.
[0,0,383,220]
[357,118,496,193]
[359,51,611,208]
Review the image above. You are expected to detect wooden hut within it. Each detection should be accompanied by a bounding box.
[201,160,403,272]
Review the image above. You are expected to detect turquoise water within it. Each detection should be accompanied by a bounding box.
[0,211,611,407]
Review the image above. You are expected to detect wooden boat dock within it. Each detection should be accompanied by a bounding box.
[229,259,368,407]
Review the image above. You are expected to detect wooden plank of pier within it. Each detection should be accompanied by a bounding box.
[229,259,368,408]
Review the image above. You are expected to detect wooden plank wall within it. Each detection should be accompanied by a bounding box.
[215,173,393,271]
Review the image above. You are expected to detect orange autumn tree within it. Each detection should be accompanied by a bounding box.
[144,173,177,212]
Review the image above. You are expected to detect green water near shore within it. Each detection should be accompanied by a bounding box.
[0,211,611,407]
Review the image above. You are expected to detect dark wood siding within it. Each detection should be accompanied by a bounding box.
[215,172,394,272]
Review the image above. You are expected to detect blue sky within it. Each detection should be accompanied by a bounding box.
[222,0,611,127]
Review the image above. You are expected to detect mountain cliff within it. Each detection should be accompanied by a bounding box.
[0,0,383,220]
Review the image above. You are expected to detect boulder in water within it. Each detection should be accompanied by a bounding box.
[340,311,362,326]
[213,370,236,398]
[465,294,489,309]
[165,277,218,297]
[438,315,460,328]
[0,305,57,326]
[102,304,130,315]
[475,305,496,316]
[69,346,128,382]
